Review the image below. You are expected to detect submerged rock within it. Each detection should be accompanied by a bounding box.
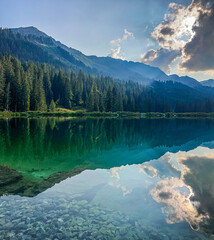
[0,165,22,187]
[0,165,85,197]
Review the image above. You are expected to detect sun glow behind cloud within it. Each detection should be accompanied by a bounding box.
[151,2,201,51]
[141,0,214,79]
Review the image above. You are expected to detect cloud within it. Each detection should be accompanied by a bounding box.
[110,166,125,179]
[160,27,175,36]
[109,29,134,60]
[109,46,124,60]
[180,0,214,73]
[109,181,132,197]
[109,165,132,196]
[139,164,158,178]
[151,2,202,51]
[150,177,205,229]
[110,29,134,45]
[141,48,181,73]
[150,146,213,230]
[141,0,214,75]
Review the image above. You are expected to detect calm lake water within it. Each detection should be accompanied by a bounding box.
[0,117,214,240]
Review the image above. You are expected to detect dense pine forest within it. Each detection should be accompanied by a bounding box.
[0,55,214,113]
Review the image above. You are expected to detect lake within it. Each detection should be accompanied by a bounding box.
[0,117,214,240]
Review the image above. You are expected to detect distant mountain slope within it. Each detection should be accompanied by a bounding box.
[87,56,167,84]
[12,26,94,68]
[0,26,205,88]
[168,74,201,88]
[0,27,94,73]
[0,28,63,67]
[12,26,48,38]
[201,79,214,87]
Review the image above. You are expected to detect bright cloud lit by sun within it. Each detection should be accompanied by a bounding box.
[151,2,203,51]
[181,16,197,39]
[141,0,214,79]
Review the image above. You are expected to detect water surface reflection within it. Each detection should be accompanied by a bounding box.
[0,118,214,239]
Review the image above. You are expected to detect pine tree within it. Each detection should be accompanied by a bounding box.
[74,70,84,105]
[21,73,30,111]
[5,83,11,111]
[0,64,5,110]
[63,77,73,109]
[11,58,22,111]
[87,82,100,111]
[43,70,53,106]
[127,92,135,112]
[99,94,105,112]
[205,100,212,113]
[105,87,113,112]
[87,87,95,111]
[94,87,99,112]
[118,93,123,111]
[35,69,47,111]
[112,87,118,112]
[49,99,56,112]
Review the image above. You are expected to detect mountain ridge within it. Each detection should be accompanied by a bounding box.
[7,26,203,88]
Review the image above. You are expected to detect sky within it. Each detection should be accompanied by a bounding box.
[0,0,214,81]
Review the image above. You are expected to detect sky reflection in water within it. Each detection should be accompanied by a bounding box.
[42,146,214,235]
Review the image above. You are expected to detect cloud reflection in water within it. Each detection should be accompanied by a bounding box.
[149,147,214,232]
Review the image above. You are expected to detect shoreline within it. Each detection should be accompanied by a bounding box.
[1,111,214,119]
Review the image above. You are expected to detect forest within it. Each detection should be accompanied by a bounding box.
[0,55,214,113]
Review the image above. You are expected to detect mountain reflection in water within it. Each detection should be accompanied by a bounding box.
[0,117,214,179]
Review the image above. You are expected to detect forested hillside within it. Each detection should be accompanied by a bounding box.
[0,55,214,113]
[0,28,94,73]
[0,27,203,88]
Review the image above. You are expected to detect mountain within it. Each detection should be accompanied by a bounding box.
[1,47,214,113]
[0,26,205,88]
[12,26,48,38]
[167,74,201,88]
[87,56,169,84]
[12,26,93,67]
[201,79,214,87]
[0,27,94,73]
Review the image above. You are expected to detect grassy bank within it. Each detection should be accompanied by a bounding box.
[0,109,141,118]
[1,109,214,119]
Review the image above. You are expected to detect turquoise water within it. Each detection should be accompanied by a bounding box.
[0,118,214,239]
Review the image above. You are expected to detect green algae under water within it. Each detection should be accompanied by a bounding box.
[0,118,214,239]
